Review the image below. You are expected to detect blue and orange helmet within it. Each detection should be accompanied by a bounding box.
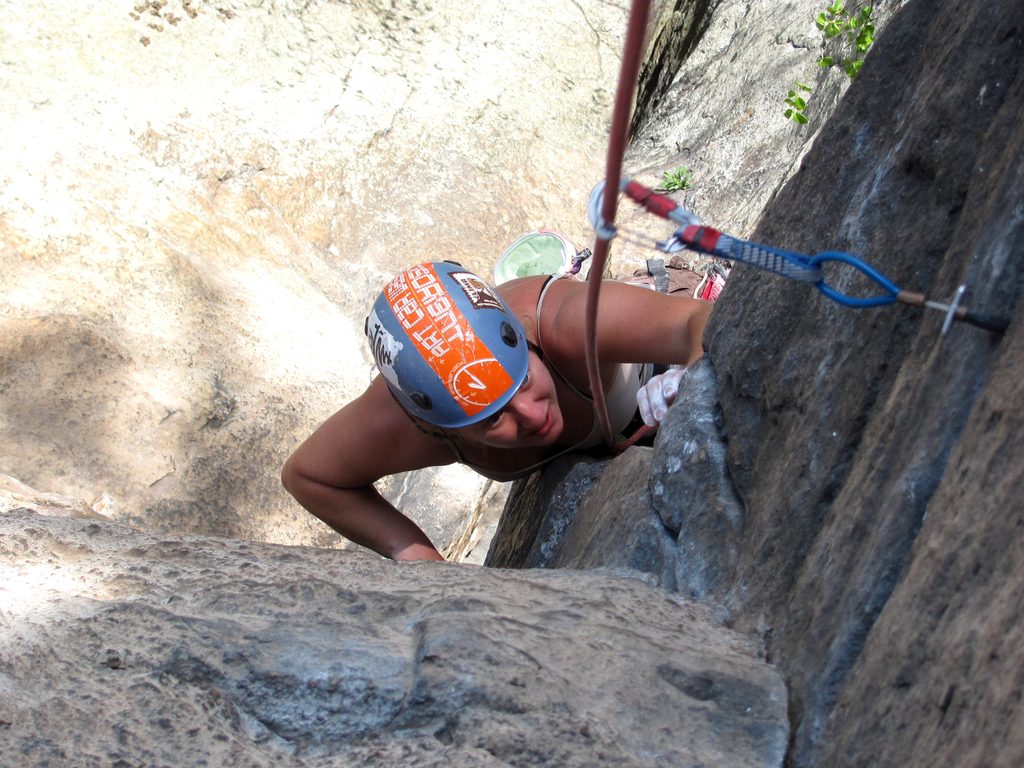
[365,261,529,428]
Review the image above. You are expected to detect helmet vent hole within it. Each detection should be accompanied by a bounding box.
[500,321,518,348]
[410,392,432,411]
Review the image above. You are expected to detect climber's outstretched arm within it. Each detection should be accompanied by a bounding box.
[281,376,454,561]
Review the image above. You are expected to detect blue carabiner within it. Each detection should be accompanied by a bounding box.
[809,252,901,308]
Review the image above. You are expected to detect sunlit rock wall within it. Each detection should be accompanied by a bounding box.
[0,0,627,552]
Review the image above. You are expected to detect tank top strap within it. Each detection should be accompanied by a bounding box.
[535,275,592,404]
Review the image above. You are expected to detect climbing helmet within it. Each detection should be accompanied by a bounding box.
[365,261,529,428]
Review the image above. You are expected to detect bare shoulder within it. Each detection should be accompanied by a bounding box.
[287,377,455,489]
[495,275,588,345]
[494,275,549,329]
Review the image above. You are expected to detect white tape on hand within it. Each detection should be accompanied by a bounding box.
[636,367,686,428]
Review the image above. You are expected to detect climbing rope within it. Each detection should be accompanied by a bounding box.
[584,0,654,448]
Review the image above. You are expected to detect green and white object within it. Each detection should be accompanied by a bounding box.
[493,231,579,284]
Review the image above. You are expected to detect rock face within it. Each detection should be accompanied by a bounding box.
[819,307,1024,766]
[611,0,907,276]
[704,1,1024,764]
[490,360,741,600]
[492,0,1024,766]
[0,508,788,767]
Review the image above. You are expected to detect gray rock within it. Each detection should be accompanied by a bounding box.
[485,454,608,569]
[701,1,1024,762]
[485,360,741,599]
[487,449,680,588]
[0,509,788,767]
[820,299,1024,767]
[612,0,905,282]
[548,448,679,585]
[650,360,743,600]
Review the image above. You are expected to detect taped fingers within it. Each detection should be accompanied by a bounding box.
[636,367,686,427]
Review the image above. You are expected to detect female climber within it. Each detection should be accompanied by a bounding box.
[281,260,711,561]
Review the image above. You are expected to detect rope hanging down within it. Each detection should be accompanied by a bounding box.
[584,0,654,448]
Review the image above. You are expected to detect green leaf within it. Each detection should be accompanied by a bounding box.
[816,12,828,28]
[784,107,808,125]
[817,56,834,67]
[845,59,863,78]
[828,0,845,15]
[797,81,813,91]
[856,26,875,50]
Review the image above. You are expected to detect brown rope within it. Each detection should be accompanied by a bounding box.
[585,0,653,447]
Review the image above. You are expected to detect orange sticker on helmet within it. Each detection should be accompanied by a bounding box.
[385,263,513,418]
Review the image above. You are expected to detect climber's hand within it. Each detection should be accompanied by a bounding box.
[636,367,686,428]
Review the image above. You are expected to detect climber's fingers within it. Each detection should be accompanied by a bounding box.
[636,367,686,428]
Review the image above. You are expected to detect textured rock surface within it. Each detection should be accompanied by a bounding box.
[702,1,1024,763]
[0,0,628,553]
[488,449,679,589]
[487,362,740,599]
[0,509,788,767]
[648,361,742,600]
[819,271,1024,766]
[485,454,608,570]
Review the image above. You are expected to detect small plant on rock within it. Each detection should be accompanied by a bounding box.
[784,82,813,124]
[783,3,875,124]
[816,2,875,79]
[659,166,694,192]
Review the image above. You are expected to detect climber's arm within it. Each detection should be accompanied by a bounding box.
[531,278,712,428]
[281,377,454,561]
[541,278,712,367]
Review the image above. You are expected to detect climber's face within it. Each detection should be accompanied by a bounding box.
[456,349,563,448]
